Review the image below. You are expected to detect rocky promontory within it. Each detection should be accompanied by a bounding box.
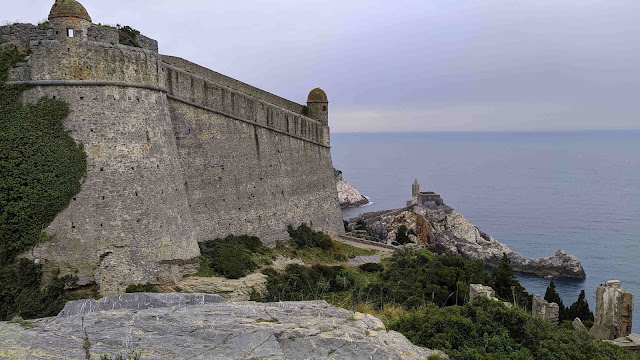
[0,293,444,360]
[353,203,586,279]
[335,169,370,208]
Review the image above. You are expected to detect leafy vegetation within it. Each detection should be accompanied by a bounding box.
[566,289,594,323]
[117,25,141,48]
[544,279,567,320]
[388,297,636,360]
[0,46,85,320]
[197,235,268,279]
[395,225,413,245]
[259,247,635,359]
[287,223,333,250]
[1,46,87,263]
[0,259,76,320]
[491,253,532,310]
[354,250,492,309]
[262,264,357,302]
[359,262,384,273]
[125,283,155,293]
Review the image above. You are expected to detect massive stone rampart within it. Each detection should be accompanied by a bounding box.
[2,17,343,294]
[161,60,343,243]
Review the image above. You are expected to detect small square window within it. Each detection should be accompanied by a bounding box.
[67,28,74,37]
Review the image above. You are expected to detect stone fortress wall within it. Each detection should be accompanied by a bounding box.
[1,0,343,295]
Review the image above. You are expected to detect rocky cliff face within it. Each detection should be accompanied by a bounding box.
[365,204,586,279]
[335,169,369,208]
[0,293,444,359]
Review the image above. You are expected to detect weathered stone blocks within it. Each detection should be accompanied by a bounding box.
[532,295,560,324]
[594,280,634,340]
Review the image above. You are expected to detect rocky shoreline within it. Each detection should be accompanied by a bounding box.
[335,169,370,208]
[349,202,586,279]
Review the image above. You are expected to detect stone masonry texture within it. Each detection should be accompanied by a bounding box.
[1,5,344,295]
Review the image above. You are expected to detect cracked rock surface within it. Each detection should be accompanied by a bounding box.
[0,294,444,359]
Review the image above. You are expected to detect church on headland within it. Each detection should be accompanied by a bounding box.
[407,179,444,207]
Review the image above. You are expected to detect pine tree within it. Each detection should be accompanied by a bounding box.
[566,290,594,322]
[544,279,566,321]
[491,253,532,309]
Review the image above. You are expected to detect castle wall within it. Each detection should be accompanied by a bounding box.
[4,20,344,293]
[161,63,343,243]
[17,40,199,295]
[162,55,305,114]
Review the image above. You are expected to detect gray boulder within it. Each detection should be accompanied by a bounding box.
[0,294,445,359]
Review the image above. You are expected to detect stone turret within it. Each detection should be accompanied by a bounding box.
[412,179,420,203]
[48,0,92,42]
[307,88,328,126]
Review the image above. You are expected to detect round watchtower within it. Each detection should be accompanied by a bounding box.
[48,0,92,42]
[306,88,329,126]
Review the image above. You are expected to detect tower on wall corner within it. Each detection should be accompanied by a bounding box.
[307,88,331,146]
[48,0,92,42]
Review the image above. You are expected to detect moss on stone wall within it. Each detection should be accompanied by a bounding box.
[0,46,85,320]
[0,46,87,264]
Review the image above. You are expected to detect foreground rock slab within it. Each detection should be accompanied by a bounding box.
[0,294,443,360]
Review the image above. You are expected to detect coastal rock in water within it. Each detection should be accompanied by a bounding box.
[335,169,369,208]
[0,294,445,359]
[364,204,586,279]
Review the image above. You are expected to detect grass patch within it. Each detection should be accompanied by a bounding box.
[273,238,376,265]
[8,315,37,328]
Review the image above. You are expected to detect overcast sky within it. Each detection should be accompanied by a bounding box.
[5,0,640,132]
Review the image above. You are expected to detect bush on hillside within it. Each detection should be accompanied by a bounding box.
[388,297,637,360]
[287,223,333,250]
[544,279,567,321]
[0,259,76,320]
[492,253,532,310]
[359,262,384,273]
[354,250,492,309]
[395,225,413,245]
[262,264,357,302]
[566,289,594,323]
[198,235,267,279]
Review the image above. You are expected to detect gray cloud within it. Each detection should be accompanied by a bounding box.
[5,0,640,131]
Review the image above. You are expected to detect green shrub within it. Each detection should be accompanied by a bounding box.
[287,223,333,250]
[262,264,356,302]
[117,25,140,48]
[492,253,532,310]
[343,220,351,232]
[359,262,384,273]
[197,235,268,279]
[125,283,155,293]
[0,259,76,320]
[388,297,638,359]
[354,250,492,309]
[395,225,413,245]
[544,278,566,320]
[565,289,594,323]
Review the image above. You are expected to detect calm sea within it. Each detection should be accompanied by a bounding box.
[333,130,640,331]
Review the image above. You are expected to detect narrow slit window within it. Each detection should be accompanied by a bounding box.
[67,28,74,37]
